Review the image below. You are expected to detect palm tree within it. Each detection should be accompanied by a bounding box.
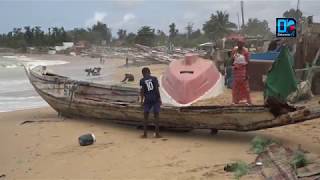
[135,26,156,46]
[283,9,303,21]
[169,23,178,43]
[203,11,237,40]
[117,29,127,40]
[185,22,193,40]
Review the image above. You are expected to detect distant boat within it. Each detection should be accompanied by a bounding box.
[248,51,281,91]
[250,52,280,62]
[161,54,224,106]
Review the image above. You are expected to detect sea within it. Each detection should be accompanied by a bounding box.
[0,55,68,112]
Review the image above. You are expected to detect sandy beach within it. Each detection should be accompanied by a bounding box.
[1,107,320,180]
[1,54,320,179]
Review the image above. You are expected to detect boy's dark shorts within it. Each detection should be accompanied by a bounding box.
[144,102,161,113]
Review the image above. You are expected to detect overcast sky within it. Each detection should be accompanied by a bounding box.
[0,0,319,36]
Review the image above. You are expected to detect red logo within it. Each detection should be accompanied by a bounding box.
[289,25,295,31]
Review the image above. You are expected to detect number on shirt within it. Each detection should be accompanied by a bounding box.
[145,79,154,91]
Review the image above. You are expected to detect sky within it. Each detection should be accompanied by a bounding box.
[0,0,319,37]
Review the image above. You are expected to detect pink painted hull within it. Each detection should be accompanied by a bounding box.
[162,54,221,105]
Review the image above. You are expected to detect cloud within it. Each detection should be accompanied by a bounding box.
[114,0,144,9]
[123,13,136,23]
[113,13,137,29]
[85,12,107,27]
[183,12,197,20]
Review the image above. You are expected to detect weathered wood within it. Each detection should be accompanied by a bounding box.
[24,65,320,131]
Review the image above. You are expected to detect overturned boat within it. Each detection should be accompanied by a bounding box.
[161,54,224,106]
[25,65,320,132]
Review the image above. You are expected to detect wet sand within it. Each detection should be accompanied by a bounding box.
[26,54,168,86]
[1,54,320,179]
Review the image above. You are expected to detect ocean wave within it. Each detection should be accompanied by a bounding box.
[2,64,18,69]
[2,55,69,68]
[0,102,48,112]
[2,55,17,59]
[2,55,30,61]
[0,96,41,101]
[0,95,47,112]
[0,62,24,69]
[0,79,29,86]
[0,80,33,94]
[25,60,68,69]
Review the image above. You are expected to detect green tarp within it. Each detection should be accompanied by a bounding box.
[264,47,297,102]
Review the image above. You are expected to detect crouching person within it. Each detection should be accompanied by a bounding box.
[140,67,162,138]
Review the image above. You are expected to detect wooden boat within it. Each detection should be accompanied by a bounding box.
[25,65,320,132]
[161,54,223,105]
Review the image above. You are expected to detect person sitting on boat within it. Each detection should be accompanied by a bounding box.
[231,39,252,105]
[41,66,47,75]
[139,67,162,138]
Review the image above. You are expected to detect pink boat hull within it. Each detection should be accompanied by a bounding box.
[161,54,221,105]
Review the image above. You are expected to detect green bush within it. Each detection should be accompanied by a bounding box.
[224,161,250,179]
[251,136,275,154]
[291,150,308,169]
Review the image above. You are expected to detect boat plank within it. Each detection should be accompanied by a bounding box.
[24,65,320,131]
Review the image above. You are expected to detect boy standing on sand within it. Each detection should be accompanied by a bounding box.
[139,67,162,138]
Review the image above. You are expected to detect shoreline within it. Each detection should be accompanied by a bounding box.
[0,106,48,113]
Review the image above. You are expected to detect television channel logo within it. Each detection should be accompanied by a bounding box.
[276,18,297,37]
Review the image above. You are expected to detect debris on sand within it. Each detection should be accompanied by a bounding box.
[20,120,62,125]
[78,133,96,146]
[228,136,320,179]
[224,161,249,179]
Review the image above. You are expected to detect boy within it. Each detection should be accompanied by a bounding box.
[140,67,162,138]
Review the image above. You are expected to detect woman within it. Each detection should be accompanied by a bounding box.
[224,50,233,88]
[232,39,252,105]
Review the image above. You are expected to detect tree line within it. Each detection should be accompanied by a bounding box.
[0,8,304,49]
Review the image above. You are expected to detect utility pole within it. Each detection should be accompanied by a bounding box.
[237,13,241,31]
[240,1,245,28]
[296,0,301,23]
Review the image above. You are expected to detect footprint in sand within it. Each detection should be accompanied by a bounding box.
[312,136,320,143]
[202,170,216,178]
[186,164,226,178]
[202,165,226,178]
[182,149,191,153]
[164,160,186,167]
[167,155,177,160]
[193,143,203,148]
[186,166,210,173]
[52,142,114,155]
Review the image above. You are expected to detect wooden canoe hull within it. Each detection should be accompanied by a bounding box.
[25,66,320,131]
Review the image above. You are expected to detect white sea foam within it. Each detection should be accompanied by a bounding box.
[0,79,28,86]
[2,55,69,68]
[2,55,17,59]
[0,95,47,112]
[4,64,18,69]
[2,55,31,61]
[0,55,68,112]
[25,59,68,69]
[0,96,39,101]
[0,102,48,112]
